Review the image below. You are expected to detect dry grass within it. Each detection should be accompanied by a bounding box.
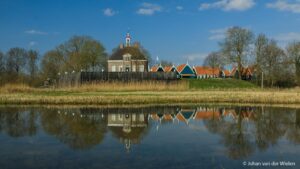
[0,81,189,93]
[0,82,300,105]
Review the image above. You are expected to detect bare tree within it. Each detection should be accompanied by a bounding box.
[0,51,5,73]
[262,40,286,87]
[0,51,5,85]
[41,50,64,80]
[287,42,300,85]
[203,52,224,72]
[6,47,27,74]
[255,34,269,84]
[221,27,254,79]
[27,50,39,83]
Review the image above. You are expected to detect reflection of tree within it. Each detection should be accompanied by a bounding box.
[0,108,37,137]
[204,106,300,159]
[254,107,290,151]
[41,109,107,150]
[221,107,254,159]
[286,109,300,144]
[203,107,254,159]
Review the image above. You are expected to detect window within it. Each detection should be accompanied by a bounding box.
[112,114,116,121]
[132,65,136,72]
[139,65,144,72]
[139,114,144,121]
[112,65,116,72]
[119,66,123,72]
[123,54,131,61]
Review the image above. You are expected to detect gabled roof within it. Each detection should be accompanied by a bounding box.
[177,64,186,73]
[164,65,177,73]
[223,70,231,77]
[177,64,195,76]
[163,113,173,121]
[109,46,147,60]
[176,113,187,123]
[150,65,164,72]
[151,113,160,121]
[193,66,220,76]
[230,66,253,77]
[194,111,220,120]
[164,66,173,72]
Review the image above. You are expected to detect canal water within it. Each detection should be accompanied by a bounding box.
[0,105,299,169]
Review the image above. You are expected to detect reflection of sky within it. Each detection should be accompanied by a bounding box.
[0,106,299,169]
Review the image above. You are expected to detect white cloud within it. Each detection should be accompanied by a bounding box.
[137,3,162,15]
[266,0,300,13]
[199,0,255,11]
[275,32,300,42]
[183,53,208,65]
[176,6,183,10]
[103,8,117,16]
[209,27,230,40]
[25,30,47,35]
[29,41,38,47]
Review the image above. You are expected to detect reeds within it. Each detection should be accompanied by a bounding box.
[0,82,300,105]
[0,81,189,93]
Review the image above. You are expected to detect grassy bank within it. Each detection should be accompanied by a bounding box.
[0,80,300,105]
[189,78,258,89]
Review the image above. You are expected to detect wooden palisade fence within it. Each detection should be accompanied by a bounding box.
[58,72,179,87]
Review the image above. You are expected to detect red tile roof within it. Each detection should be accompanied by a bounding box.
[164,66,173,72]
[163,114,173,121]
[176,113,187,123]
[150,66,158,72]
[151,113,160,121]
[176,64,186,73]
[194,111,220,120]
[223,70,231,76]
[193,66,220,76]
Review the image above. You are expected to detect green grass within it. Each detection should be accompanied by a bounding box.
[188,78,258,89]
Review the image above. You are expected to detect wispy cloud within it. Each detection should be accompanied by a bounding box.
[209,27,230,40]
[275,32,300,42]
[199,0,255,11]
[103,8,117,16]
[29,41,38,47]
[267,0,300,13]
[183,53,208,65]
[25,30,47,35]
[176,6,183,11]
[137,3,162,15]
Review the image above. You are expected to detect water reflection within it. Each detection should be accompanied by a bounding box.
[0,106,299,161]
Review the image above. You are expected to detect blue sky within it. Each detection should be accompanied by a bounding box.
[1,0,300,65]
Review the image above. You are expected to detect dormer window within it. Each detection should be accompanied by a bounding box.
[123,53,131,61]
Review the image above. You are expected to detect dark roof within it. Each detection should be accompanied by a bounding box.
[109,46,147,60]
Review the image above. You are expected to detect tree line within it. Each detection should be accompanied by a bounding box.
[1,28,300,87]
[0,36,107,86]
[203,27,300,87]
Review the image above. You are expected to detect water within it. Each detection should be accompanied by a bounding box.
[0,105,299,169]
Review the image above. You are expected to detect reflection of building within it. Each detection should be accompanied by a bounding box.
[107,112,148,152]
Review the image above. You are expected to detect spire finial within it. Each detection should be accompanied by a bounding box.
[125,29,131,47]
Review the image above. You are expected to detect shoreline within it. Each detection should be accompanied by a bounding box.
[1,102,300,109]
[1,90,300,106]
